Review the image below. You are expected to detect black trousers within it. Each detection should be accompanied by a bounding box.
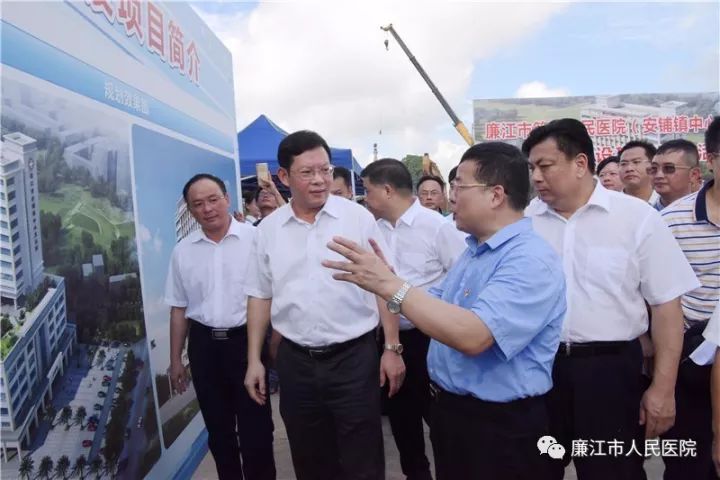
[188,322,276,480]
[547,340,646,480]
[386,328,432,480]
[661,330,716,480]
[429,384,554,480]
[276,331,384,480]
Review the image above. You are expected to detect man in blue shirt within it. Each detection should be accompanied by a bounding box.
[324,142,567,480]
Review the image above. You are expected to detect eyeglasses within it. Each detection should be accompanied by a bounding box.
[648,164,692,175]
[190,194,225,210]
[449,181,492,191]
[290,165,334,181]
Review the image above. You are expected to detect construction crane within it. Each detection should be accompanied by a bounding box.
[381,23,474,146]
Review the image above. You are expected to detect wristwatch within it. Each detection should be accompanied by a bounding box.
[383,343,404,355]
[387,282,412,314]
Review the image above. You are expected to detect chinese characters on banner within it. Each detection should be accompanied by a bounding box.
[483,114,714,162]
[85,0,200,85]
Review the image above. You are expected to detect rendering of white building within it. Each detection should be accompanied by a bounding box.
[174,196,198,243]
[0,132,75,460]
[1,132,44,307]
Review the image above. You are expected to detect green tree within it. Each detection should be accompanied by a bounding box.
[55,455,71,480]
[74,406,87,429]
[18,455,34,480]
[72,455,87,480]
[59,406,73,430]
[402,154,424,189]
[1,315,12,335]
[38,456,53,480]
[103,449,119,479]
[89,457,103,480]
[45,404,57,427]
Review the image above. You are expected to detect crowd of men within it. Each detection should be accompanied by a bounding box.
[165,116,720,480]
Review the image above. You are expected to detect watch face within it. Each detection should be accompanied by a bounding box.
[387,300,401,314]
[396,344,404,354]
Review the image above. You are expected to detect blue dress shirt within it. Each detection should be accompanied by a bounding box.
[427,217,566,402]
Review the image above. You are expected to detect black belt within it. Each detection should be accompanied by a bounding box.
[429,381,544,410]
[190,319,246,340]
[556,340,634,358]
[284,331,372,359]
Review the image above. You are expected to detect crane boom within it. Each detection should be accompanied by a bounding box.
[381,23,474,146]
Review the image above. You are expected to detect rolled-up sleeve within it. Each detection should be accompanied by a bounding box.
[164,248,188,308]
[244,227,273,299]
[470,253,566,362]
[638,211,701,305]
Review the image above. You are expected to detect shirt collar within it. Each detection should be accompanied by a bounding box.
[695,179,715,222]
[529,180,611,217]
[192,215,242,244]
[380,198,422,229]
[466,217,532,256]
[279,193,342,226]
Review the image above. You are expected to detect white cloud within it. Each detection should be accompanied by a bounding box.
[138,223,152,243]
[152,229,163,254]
[514,81,570,99]
[138,224,163,253]
[194,1,566,170]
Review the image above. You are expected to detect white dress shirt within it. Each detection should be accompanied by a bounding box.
[377,199,467,330]
[526,182,700,343]
[703,301,720,347]
[164,217,255,328]
[245,194,392,346]
[690,301,720,365]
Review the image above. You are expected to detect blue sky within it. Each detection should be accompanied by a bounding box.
[191,1,719,174]
[471,2,718,99]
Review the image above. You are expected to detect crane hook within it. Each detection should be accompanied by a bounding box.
[384,38,389,51]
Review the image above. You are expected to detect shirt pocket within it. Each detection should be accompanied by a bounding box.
[582,247,629,299]
[401,252,432,281]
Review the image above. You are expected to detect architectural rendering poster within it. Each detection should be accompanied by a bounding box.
[0,2,239,479]
[473,92,719,161]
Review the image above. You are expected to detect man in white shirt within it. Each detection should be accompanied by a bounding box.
[522,119,700,480]
[244,130,405,480]
[165,174,275,480]
[361,158,466,480]
[619,140,661,206]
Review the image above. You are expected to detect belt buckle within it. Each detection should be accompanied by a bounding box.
[307,348,326,358]
[211,329,229,340]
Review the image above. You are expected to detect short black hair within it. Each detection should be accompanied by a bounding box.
[254,184,288,202]
[332,166,352,189]
[596,156,619,175]
[619,140,657,161]
[656,139,699,167]
[183,173,226,203]
[277,130,332,170]
[460,142,530,211]
[448,166,458,184]
[521,118,596,173]
[361,158,413,193]
[416,175,445,192]
[706,116,720,155]
[242,189,255,205]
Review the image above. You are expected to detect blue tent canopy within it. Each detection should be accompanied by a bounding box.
[237,115,364,196]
